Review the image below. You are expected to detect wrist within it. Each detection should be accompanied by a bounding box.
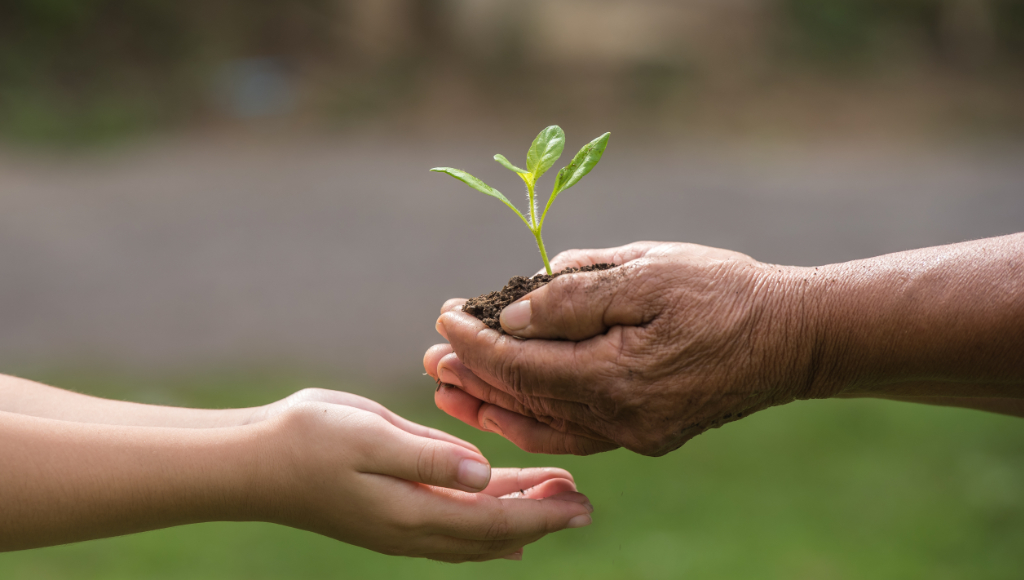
[156,424,270,524]
[802,257,924,398]
[756,264,838,401]
[242,402,335,528]
[798,235,1024,401]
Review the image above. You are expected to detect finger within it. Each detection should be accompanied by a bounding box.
[479,404,619,456]
[413,534,527,560]
[380,413,481,454]
[503,547,524,561]
[438,353,609,439]
[435,381,485,430]
[420,551,519,563]
[299,388,480,454]
[423,491,591,556]
[419,539,527,562]
[436,299,468,341]
[438,310,602,402]
[428,490,593,542]
[482,467,576,497]
[361,420,493,492]
[499,477,578,499]
[541,241,663,274]
[437,353,532,416]
[423,343,453,380]
[415,492,585,559]
[441,298,468,314]
[403,488,593,561]
[435,382,612,452]
[502,260,654,340]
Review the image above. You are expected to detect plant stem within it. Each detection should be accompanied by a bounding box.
[534,229,552,275]
[526,178,538,229]
[524,177,552,274]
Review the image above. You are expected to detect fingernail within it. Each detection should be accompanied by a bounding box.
[500,300,531,332]
[567,514,592,528]
[457,459,491,491]
[481,418,504,437]
[583,501,594,513]
[437,366,462,388]
[435,317,450,341]
[502,549,523,561]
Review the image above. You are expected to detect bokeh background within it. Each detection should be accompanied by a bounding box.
[1,1,1023,578]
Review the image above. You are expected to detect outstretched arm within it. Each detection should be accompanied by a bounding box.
[0,400,592,559]
[0,409,258,550]
[809,233,1024,412]
[0,375,473,451]
[0,374,254,427]
[426,234,1024,455]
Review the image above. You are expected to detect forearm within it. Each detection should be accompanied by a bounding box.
[0,410,264,550]
[834,389,1024,417]
[808,233,1024,404]
[0,374,258,427]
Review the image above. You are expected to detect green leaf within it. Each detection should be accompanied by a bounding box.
[526,125,565,178]
[494,154,527,175]
[430,167,530,227]
[430,166,508,202]
[552,132,610,196]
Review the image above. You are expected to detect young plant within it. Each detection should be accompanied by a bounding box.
[431,126,610,275]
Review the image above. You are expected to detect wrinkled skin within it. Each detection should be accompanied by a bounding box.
[425,242,824,456]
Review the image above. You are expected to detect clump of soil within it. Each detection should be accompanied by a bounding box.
[463,263,617,332]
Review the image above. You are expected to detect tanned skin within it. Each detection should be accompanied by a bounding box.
[425,234,1024,456]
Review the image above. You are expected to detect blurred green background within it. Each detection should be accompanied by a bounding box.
[3,0,1024,144]
[1,0,1023,577]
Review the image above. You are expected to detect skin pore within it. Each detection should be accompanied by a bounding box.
[425,233,1024,456]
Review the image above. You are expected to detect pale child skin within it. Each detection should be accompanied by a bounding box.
[0,377,593,560]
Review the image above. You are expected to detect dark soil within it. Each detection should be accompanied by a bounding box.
[462,263,617,332]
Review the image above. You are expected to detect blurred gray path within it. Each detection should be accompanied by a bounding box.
[1,133,1022,384]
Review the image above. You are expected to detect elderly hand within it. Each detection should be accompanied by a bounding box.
[427,235,1024,456]
[425,241,823,456]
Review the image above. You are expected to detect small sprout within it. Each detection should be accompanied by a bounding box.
[432,126,610,275]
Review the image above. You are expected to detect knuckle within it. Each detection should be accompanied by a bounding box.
[541,416,569,432]
[483,512,515,540]
[415,440,446,484]
[552,273,591,307]
[618,262,664,318]
[497,349,529,396]
[277,400,328,434]
[289,387,318,401]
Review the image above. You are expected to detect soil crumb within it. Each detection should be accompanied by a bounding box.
[462,263,617,332]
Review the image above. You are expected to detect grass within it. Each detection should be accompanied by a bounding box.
[1,372,1022,579]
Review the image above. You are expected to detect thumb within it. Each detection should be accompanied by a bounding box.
[364,421,492,492]
[499,263,649,340]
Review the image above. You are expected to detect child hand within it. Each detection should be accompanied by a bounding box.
[251,388,483,453]
[253,398,593,562]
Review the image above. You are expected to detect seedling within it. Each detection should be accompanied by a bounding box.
[431,126,610,275]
